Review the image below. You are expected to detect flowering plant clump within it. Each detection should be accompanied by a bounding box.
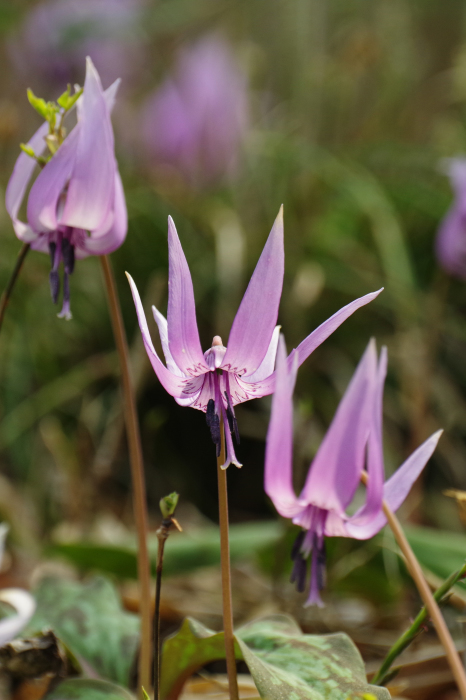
[5,57,126,319]
[127,208,381,468]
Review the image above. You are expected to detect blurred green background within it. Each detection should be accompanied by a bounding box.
[0,0,465,592]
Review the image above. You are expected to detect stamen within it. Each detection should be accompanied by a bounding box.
[315,536,326,592]
[212,336,223,347]
[49,270,60,304]
[61,237,75,273]
[224,392,240,444]
[49,241,57,268]
[57,271,72,320]
[206,398,221,457]
[290,531,307,593]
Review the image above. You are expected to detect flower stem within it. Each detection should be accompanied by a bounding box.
[154,527,167,700]
[374,485,466,698]
[100,255,152,697]
[0,243,30,334]
[373,560,466,686]
[217,413,239,700]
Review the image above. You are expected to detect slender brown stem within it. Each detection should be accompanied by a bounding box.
[217,414,239,700]
[0,243,30,334]
[100,255,152,697]
[361,473,466,698]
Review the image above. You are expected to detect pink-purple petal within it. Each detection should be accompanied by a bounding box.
[222,207,284,377]
[346,346,387,527]
[435,204,466,279]
[344,429,443,540]
[152,306,185,378]
[126,272,203,400]
[5,120,49,241]
[245,325,280,382]
[27,124,79,232]
[167,216,208,376]
[264,336,302,518]
[295,289,383,368]
[300,340,377,512]
[81,170,127,255]
[61,57,115,230]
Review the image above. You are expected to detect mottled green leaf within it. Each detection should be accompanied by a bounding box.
[160,615,390,700]
[25,577,139,687]
[46,678,134,699]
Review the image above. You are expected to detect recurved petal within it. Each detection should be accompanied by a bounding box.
[222,207,284,377]
[126,272,203,400]
[152,306,185,377]
[61,57,115,231]
[82,170,127,255]
[245,325,280,382]
[264,335,302,518]
[5,120,49,241]
[295,289,383,368]
[345,345,387,527]
[27,123,79,232]
[167,216,208,376]
[300,340,377,512]
[0,588,36,646]
[344,429,443,540]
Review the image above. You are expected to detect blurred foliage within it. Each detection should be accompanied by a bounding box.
[48,520,283,578]
[0,0,466,611]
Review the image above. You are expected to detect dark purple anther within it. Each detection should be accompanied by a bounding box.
[206,399,221,457]
[224,391,240,443]
[61,237,75,274]
[314,535,326,592]
[290,530,307,593]
[49,270,60,304]
[49,241,56,267]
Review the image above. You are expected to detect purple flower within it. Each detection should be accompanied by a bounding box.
[140,35,248,185]
[10,0,145,91]
[6,58,127,319]
[126,207,382,469]
[265,336,442,606]
[436,159,466,278]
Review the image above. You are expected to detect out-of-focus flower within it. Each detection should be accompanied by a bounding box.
[0,525,35,646]
[10,0,145,91]
[436,159,466,278]
[6,58,127,319]
[141,35,248,186]
[265,337,442,606]
[126,207,381,469]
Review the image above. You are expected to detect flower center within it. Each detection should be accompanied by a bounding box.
[204,336,227,369]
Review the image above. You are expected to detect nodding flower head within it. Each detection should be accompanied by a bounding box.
[126,207,382,469]
[265,336,442,606]
[6,57,127,319]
